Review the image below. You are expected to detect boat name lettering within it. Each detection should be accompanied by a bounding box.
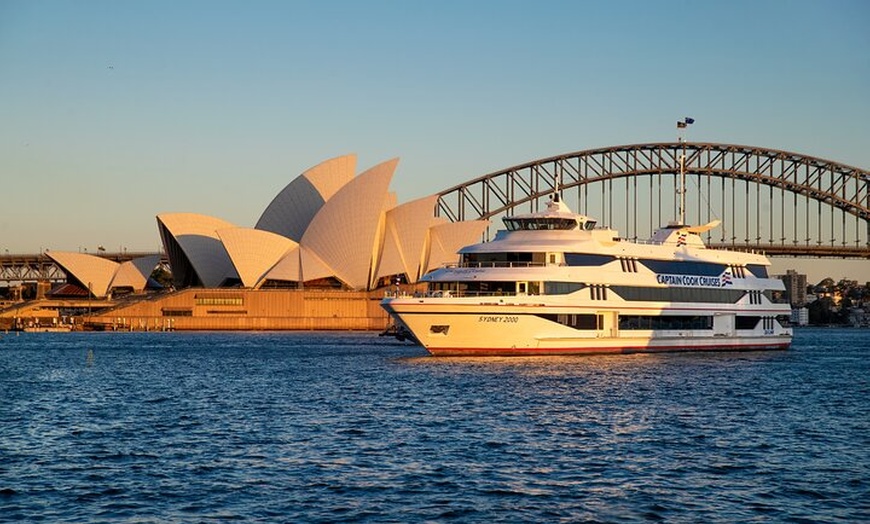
[655,273,724,288]
[478,315,519,323]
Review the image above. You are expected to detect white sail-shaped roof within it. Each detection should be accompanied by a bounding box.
[45,251,119,298]
[301,159,398,290]
[299,246,338,283]
[261,246,302,283]
[110,255,161,292]
[156,213,238,288]
[426,220,490,273]
[255,154,357,242]
[376,195,441,283]
[263,245,340,285]
[217,228,298,288]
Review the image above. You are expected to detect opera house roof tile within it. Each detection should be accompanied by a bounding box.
[377,195,441,283]
[46,252,161,298]
[110,255,161,291]
[156,213,238,288]
[255,154,356,242]
[297,246,338,284]
[300,158,398,290]
[217,227,299,289]
[261,246,302,283]
[45,251,119,298]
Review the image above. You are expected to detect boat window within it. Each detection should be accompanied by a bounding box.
[610,286,745,303]
[584,220,597,230]
[430,281,516,296]
[544,282,586,295]
[618,315,713,330]
[564,254,614,266]
[429,325,450,335]
[736,316,761,330]
[503,217,578,231]
[536,313,600,330]
[463,252,536,266]
[639,259,728,276]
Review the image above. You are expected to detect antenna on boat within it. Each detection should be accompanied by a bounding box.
[676,117,695,225]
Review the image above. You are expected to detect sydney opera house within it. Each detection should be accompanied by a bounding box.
[35,155,488,330]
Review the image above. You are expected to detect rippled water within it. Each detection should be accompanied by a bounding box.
[0,329,867,523]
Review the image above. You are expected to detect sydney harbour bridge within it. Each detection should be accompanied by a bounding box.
[2,142,869,286]
[436,142,870,258]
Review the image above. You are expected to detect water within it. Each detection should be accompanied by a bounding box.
[0,329,867,523]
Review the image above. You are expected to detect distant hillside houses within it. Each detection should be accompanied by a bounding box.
[778,271,870,327]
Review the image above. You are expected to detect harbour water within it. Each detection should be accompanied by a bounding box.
[0,329,867,523]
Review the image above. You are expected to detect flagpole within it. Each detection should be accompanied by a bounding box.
[679,136,686,226]
[676,117,694,225]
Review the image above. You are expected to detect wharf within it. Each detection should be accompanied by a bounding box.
[1,288,392,332]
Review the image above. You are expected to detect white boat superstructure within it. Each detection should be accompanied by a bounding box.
[381,195,793,356]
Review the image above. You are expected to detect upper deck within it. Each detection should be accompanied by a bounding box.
[502,195,597,232]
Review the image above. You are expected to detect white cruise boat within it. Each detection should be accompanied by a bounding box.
[381,195,793,356]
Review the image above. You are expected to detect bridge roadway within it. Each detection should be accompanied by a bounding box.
[706,244,869,258]
[0,252,166,284]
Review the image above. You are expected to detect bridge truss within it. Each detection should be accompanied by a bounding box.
[0,252,166,286]
[436,142,870,258]
[0,255,66,284]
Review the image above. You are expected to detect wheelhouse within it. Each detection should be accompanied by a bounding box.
[503,216,595,231]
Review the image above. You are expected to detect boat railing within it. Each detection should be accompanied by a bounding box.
[620,237,665,246]
[442,261,547,269]
[383,289,525,299]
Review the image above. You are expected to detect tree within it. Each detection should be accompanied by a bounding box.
[149,267,174,289]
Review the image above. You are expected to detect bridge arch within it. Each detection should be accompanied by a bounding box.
[436,142,870,258]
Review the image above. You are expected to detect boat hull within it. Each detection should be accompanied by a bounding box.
[382,298,792,357]
[423,340,791,357]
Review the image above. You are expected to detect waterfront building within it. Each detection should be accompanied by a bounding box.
[791,307,809,326]
[17,155,489,330]
[153,155,487,292]
[776,269,808,307]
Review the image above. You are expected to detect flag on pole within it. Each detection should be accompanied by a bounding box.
[677,121,687,128]
[685,117,695,124]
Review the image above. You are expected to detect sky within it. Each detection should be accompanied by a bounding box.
[1,0,868,282]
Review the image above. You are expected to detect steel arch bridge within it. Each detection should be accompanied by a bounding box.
[436,142,870,258]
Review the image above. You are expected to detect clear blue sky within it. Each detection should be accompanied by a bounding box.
[1,1,868,280]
